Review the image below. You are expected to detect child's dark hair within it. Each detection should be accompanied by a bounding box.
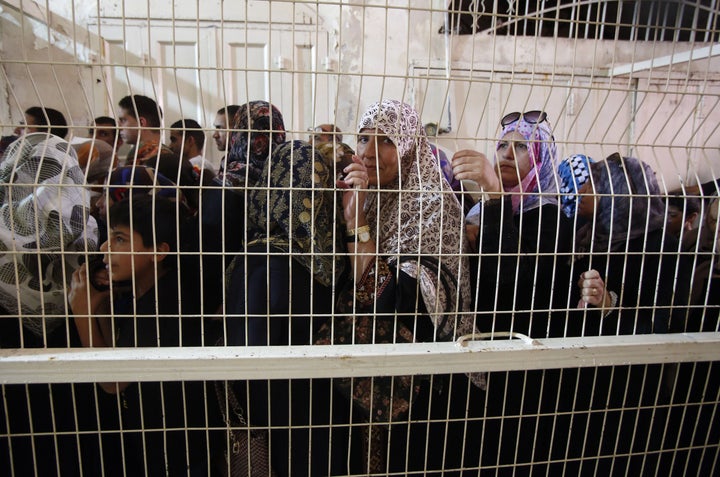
[170,118,206,149]
[108,195,187,254]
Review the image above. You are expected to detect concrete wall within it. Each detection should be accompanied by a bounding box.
[1,0,718,188]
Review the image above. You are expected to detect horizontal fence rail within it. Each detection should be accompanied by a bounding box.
[2,332,720,384]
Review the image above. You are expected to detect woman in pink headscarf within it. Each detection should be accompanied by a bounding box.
[452,111,574,470]
[452,110,573,337]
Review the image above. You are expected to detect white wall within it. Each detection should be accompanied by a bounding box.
[1,0,718,189]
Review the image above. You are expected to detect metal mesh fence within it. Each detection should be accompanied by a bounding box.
[0,1,719,475]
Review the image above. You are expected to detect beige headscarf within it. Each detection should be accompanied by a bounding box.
[358,99,473,341]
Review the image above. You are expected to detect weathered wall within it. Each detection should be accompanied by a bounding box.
[1,0,718,187]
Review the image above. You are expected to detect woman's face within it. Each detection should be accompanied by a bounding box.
[356,128,399,187]
[495,131,533,187]
[576,181,596,219]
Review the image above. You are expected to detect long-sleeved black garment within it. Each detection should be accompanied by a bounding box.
[473,197,574,338]
[567,228,690,336]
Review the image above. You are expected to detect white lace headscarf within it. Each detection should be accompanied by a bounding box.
[358,100,473,341]
[0,133,98,336]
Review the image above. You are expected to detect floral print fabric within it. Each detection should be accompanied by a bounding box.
[358,99,472,341]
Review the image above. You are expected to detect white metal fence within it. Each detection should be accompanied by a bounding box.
[1,1,719,475]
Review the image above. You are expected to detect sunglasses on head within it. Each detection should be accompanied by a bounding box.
[501,110,548,127]
[606,152,638,195]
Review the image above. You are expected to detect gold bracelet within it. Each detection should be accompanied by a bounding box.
[346,225,371,237]
[346,225,372,244]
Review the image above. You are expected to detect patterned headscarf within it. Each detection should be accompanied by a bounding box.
[576,155,666,253]
[315,141,355,181]
[498,118,559,214]
[558,153,594,218]
[74,140,115,184]
[358,100,473,341]
[219,101,286,187]
[245,140,345,287]
[0,133,98,334]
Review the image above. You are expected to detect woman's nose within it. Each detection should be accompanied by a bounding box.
[502,145,515,161]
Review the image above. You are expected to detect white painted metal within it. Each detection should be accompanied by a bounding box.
[610,43,720,77]
[0,1,718,475]
[2,333,719,384]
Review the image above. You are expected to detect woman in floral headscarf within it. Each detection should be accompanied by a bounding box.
[222,100,345,325]
[330,99,481,474]
[219,101,347,477]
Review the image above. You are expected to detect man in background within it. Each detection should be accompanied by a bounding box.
[117,95,174,164]
[309,123,342,145]
[212,104,239,173]
[169,118,213,181]
[89,116,123,149]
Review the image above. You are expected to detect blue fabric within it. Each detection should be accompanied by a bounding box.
[558,153,594,218]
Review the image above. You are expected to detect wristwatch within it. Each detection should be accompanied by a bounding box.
[346,225,371,243]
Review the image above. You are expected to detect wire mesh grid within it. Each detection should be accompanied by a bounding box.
[0,0,719,475]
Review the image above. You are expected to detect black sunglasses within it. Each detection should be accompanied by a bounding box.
[501,110,548,127]
[606,152,638,195]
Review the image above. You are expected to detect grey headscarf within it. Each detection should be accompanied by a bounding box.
[576,154,665,254]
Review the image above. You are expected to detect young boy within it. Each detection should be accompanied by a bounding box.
[69,194,214,476]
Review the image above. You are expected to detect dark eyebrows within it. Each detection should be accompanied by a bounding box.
[110,229,130,240]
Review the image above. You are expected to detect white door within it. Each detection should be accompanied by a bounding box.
[91,21,333,168]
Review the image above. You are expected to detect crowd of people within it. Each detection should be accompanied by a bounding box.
[0,97,718,475]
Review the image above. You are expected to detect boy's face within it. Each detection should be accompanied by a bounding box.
[100,224,159,284]
[14,113,39,136]
[213,113,229,151]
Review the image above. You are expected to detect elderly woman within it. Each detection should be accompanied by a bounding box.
[331,99,480,474]
[221,101,347,476]
[564,155,692,475]
[572,154,690,335]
